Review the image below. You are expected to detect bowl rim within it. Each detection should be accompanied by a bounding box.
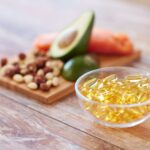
[75,66,150,108]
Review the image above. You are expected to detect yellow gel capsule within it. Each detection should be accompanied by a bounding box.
[103,74,118,83]
[80,74,150,124]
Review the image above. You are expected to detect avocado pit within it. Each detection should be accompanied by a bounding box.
[58,29,78,49]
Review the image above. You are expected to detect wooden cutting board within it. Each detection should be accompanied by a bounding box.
[0,51,140,104]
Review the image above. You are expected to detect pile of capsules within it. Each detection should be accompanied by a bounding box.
[79,74,150,124]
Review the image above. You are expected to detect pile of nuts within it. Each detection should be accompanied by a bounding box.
[0,51,64,92]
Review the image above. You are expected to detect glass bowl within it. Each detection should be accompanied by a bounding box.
[75,67,150,128]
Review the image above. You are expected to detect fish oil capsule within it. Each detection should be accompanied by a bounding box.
[80,73,150,124]
[125,74,142,83]
[103,74,118,84]
[83,78,97,88]
[126,74,142,80]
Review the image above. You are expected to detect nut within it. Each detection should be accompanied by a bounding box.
[1,58,8,67]
[34,75,46,85]
[5,68,16,78]
[53,68,60,76]
[36,60,45,69]
[52,77,59,86]
[34,51,47,57]
[27,63,37,73]
[46,61,53,68]
[30,72,36,76]
[37,69,44,76]
[45,72,53,80]
[13,66,20,74]
[35,57,47,69]
[33,50,40,57]
[20,64,26,69]
[27,82,38,90]
[4,69,11,77]
[12,61,19,66]
[46,80,52,86]
[53,60,64,69]
[24,75,33,83]
[20,68,28,75]
[18,53,26,60]
[57,60,64,69]
[13,74,24,83]
[40,83,50,91]
[43,67,52,74]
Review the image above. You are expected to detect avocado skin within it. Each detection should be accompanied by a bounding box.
[62,55,98,81]
[50,11,95,61]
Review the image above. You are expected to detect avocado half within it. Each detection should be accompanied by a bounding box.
[49,11,95,60]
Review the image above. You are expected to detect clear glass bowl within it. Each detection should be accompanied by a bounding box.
[75,67,150,128]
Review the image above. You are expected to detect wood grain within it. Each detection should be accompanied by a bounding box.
[100,51,141,67]
[0,76,74,104]
[0,94,121,150]
[1,88,150,150]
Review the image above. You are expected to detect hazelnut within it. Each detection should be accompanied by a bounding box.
[13,66,20,74]
[35,57,47,69]
[1,58,8,67]
[18,53,26,60]
[43,67,52,74]
[34,75,46,85]
[33,50,40,57]
[34,51,47,57]
[12,61,19,66]
[27,63,37,73]
[30,72,36,76]
[40,83,50,91]
[5,66,20,78]
[5,68,16,78]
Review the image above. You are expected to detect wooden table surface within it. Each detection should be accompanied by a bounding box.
[0,0,150,150]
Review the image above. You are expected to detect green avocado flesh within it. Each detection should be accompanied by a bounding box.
[49,11,95,60]
[62,55,98,81]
